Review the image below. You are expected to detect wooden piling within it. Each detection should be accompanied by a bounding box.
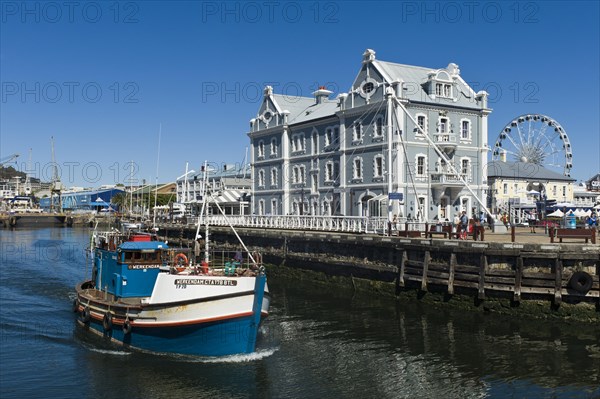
[448,253,456,295]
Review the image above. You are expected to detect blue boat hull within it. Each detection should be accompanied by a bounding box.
[79,314,265,357]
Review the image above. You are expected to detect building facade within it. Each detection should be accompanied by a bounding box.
[176,163,251,216]
[248,49,491,221]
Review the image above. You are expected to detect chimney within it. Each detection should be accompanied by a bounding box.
[312,86,333,104]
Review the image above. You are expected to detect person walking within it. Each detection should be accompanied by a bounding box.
[460,211,469,240]
[529,211,537,233]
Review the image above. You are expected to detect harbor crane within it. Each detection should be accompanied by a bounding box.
[0,153,19,166]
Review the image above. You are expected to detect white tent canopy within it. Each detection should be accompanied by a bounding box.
[547,209,564,217]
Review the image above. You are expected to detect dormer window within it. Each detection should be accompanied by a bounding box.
[362,82,374,94]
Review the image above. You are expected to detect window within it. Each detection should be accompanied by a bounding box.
[292,134,304,152]
[553,185,557,196]
[461,120,470,140]
[443,84,451,97]
[503,183,508,195]
[562,186,566,196]
[311,174,317,192]
[353,158,362,180]
[416,114,426,135]
[257,140,264,158]
[374,117,383,137]
[461,159,470,177]
[258,170,265,187]
[439,118,448,134]
[374,155,383,178]
[258,200,265,216]
[293,166,305,184]
[270,138,277,155]
[435,83,442,96]
[323,200,330,215]
[325,128,333,146]
[325,162,334,181]
[353,122,363,142]
[270,168,277,187]
[312,131,317,155]
[362,82,374,94]
[417,156,426,176]
[271,199,277,215]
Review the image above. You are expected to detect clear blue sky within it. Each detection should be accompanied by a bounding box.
[1,0,599,187]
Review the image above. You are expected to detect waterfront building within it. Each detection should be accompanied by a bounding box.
[176,163,251,216]
[486,160,576,221]
[39,187,124,212]
[248,49,490,221]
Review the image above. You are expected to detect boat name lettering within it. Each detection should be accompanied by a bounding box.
[128,264,161,270]
[174,279,237,286]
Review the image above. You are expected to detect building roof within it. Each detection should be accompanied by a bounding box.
[487,161,575,182]
[271,94,339,126]
[373,60,479,108]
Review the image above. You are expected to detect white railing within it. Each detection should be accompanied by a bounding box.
[167,215,415,234]
[203,214,374,233]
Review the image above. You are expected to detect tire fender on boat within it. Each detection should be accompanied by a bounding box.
[82,307,91,323]
[568,271,593,294]
[123,319,132,335]
[103,313,113,331]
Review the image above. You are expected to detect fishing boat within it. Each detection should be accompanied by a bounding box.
[74,229,269,356]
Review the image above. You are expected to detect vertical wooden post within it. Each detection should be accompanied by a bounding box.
[514,256,523,302]
[398,250,407,287]
[592,229,596,244]
[478,254,487,300]
[553,256,563,305]
[511,225,516,243]
[448,253,456,295]
[550,226,555,243]
[421,251,430,292]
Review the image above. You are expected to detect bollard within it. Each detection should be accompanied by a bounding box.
[511,225,516,242]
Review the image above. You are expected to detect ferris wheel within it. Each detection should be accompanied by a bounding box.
[492,114,573,176]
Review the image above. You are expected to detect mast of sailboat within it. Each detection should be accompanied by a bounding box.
[152,124,161,228]
[193,161,210,263]
[386,88,393,222]
[24,148,32,195]
[129,160,133,217]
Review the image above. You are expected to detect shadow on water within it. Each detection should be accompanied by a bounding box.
[265,273,600,398]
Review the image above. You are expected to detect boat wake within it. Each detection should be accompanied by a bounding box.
[197,347,279,363]
[85,346,133,356]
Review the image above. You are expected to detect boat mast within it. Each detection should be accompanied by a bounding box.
[24,148,32,196]
[153,123,161,228]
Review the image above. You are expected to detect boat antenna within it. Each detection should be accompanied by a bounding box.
[153,123,162,228]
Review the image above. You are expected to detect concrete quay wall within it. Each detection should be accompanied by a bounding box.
[160,224,600,322]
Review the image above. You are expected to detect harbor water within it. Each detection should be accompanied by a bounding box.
[1,228,599,399]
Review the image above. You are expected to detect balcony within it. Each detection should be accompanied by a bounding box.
[432,133,457,154]
[431,171,468,187]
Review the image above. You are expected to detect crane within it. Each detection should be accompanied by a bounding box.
[0,153,19,166]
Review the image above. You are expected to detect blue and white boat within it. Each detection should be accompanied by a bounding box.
[74,230,269,357]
